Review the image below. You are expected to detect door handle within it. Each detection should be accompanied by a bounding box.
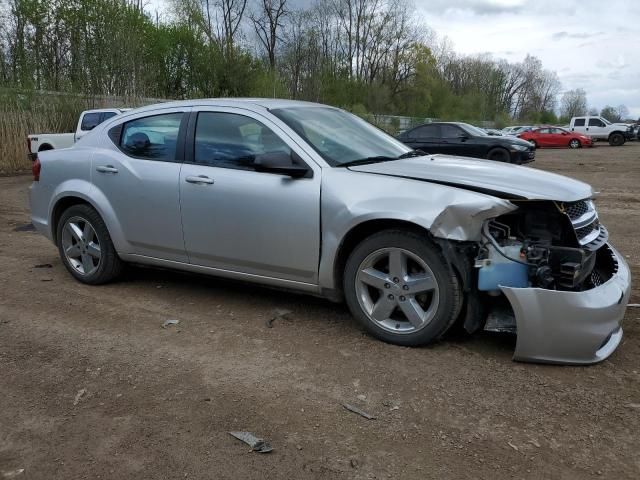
[96,165,118,174]
[185,175,214,185]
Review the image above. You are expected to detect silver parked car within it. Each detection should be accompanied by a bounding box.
[29,99,631,364]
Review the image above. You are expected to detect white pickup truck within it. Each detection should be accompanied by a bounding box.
[569,116,634,146]
[27,108,129,157]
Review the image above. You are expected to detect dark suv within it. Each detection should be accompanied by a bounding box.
[397,122,535,164]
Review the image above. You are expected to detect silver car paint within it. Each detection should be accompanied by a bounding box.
[29,98,631,364]
[502,245,630,364]
[350,155,593,202]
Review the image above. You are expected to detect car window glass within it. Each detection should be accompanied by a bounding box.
[441,124,463,138]
[573,119,585,127]
[536,128,548,134]
[588,118,604,127]
[81,113,101,131]
[101,112,118,122]
[120,113,183,161]
[411,125,439,139]
[194,112,292,170]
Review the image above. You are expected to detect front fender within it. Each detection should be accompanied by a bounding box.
[318,169,516,290]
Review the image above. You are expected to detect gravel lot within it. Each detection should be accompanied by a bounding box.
[1,143,639,479]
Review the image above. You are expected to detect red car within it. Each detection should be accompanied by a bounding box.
[518,127,593,149]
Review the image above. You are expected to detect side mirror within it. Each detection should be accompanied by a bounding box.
[254,151,310,178]
[458,134,469,140]
[562,131,568,135]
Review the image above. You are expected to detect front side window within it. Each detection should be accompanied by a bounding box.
[120,113,183,161]
[441,124,463,138]
[81,113,101,131]
[194,112,292,170]
[271,107,410,166]
[588,118,604,127]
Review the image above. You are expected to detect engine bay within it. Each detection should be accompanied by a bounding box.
[475,200,614,292]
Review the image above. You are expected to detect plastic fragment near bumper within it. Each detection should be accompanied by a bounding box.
[500,244,631,365]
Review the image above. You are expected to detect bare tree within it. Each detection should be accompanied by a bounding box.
[560,88,588,119]
[250,0,288,69]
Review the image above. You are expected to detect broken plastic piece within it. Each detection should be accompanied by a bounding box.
[228,431,273,453]
[162,319,180,328]
[342,403,376,420]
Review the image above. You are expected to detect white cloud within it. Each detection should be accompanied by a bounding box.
[418,0,640,117]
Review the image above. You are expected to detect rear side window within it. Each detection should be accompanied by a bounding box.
[588,118,605,127]
[119,113,183,161]
[411,124,439,139]
[193,112,291,171]
[101,112,118,122]
[81,113,101,131]
[573,118,585,127]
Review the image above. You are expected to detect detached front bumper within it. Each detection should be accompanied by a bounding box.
[501,244,631,365]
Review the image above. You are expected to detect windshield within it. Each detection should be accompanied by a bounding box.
[270,107,411,166]
[601,117,612,125]
[459,123,488,137]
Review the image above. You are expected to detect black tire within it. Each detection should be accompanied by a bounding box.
[608,133,624,146]
[487,147,510,162]
[343,230,461,347]
[569,139,581,149]
[56,204,123,284]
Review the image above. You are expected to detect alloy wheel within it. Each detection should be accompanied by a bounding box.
[61,216,101,276]
[355,247,440,334]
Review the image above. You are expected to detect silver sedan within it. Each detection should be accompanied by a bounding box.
[29,99,631,364]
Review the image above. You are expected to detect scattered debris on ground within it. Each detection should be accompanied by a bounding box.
[342,403,376,420]
[73,388,87,406]
[228,431,273,453]
[33,263,52,268]
[1,468,25,478]
[13,223,35,232]
[162,319,180,329]
[266,308,293,328]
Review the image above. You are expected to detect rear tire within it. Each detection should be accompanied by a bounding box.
[56,204,123,285]
[569,139,581,149]
[487,148,510,162]
[343,230,461,347]
[608,133,624,146]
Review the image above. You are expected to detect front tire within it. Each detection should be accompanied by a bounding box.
[487,148,510,162]
[56,204,123,284]
[569,139,581,149]
[343,230,461,346]
[608,133,624,146]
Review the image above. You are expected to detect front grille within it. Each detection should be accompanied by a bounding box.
[564,200,589,221]
[558,200,608,251]
[575,221,598,240]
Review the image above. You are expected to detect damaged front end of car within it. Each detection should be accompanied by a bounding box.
[467,198,631,364]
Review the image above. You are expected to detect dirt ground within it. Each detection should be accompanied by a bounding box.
[1,143,639,480]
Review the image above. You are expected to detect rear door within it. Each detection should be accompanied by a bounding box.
[571,118,587,135]
[178,107,321,284]
[91,107,189,261]
[402,124,441,153]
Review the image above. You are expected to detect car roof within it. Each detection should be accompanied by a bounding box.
[127,98,331,116]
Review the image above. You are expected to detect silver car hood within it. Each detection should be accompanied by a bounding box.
[349,154,593,202]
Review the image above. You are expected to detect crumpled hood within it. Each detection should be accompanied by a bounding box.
[349,154,593,202]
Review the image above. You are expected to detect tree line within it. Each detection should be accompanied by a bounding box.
[0,0,612,124]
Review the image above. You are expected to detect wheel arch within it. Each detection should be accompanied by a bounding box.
[38,143,54,152]
[330,219,432,299]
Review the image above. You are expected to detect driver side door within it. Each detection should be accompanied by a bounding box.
[179,108,321,285]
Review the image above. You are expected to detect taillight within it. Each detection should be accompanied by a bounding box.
[26,137,32,153]
[32,156,41,181]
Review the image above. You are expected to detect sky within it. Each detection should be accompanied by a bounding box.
[416,0,640,118]
[151,0,640,118]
